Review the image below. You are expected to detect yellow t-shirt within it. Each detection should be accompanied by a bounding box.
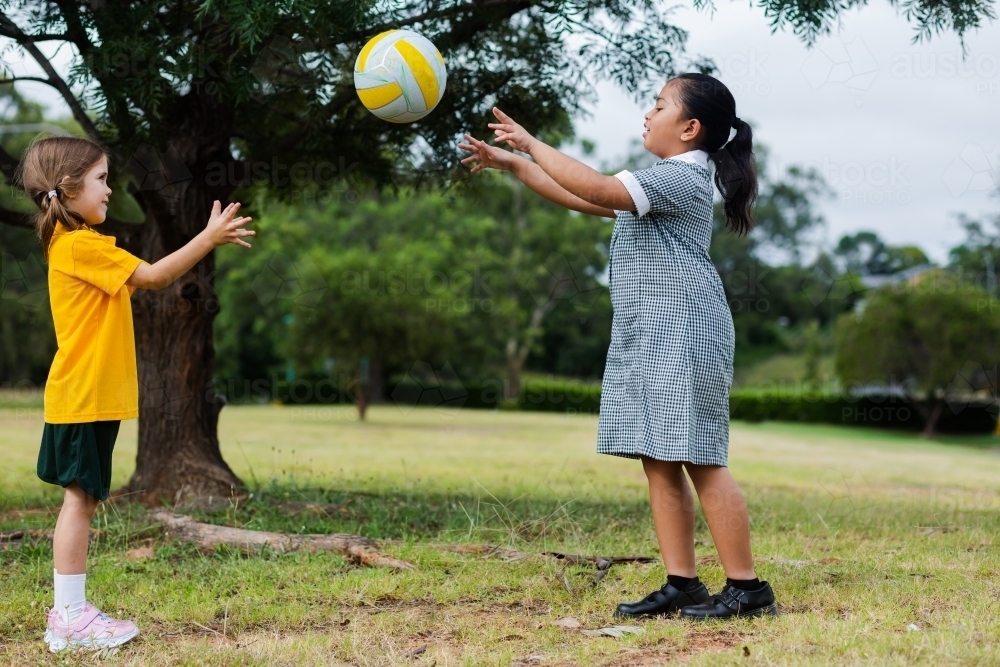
[44,221,145,423]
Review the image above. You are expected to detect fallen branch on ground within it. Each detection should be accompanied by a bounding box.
[150,511,414,570]
[429,543,655,585]
[545,551,656,586]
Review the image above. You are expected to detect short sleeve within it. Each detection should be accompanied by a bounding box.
[615,161,697,218]
[70,234,143,296]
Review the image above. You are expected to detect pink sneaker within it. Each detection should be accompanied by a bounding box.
[44,604,139,652]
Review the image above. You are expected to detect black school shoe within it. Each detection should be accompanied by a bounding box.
[679,581,777,620]
[614,581,711,619]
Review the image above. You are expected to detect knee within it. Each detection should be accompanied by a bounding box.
[641,457,683,483]
[640,456,665,480]
[62,486,100,516]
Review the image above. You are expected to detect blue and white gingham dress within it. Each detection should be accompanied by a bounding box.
[597,149,735,466]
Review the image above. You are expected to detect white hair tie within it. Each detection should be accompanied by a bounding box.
[47,189,57,199]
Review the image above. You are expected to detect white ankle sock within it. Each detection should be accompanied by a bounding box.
[53,569,87,625]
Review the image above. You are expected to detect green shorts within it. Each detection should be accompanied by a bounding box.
[37,421,121,501]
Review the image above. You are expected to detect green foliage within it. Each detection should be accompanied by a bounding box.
[729,387,996,433]
[834,231,930,275]
[948,207,1000,294]
[213,176,611,408]
[0,224,54,384]
[835,273,1000,396]
[1,0,715,198]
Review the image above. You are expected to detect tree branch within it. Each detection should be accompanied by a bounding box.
[151,511,415,570]
[344,0,537,43]
[0,76,52,86]
[0,12,103,143]
[0,142,20,182]
[23,33,70,42]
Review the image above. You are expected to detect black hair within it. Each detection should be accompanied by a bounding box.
[670,73,757,235]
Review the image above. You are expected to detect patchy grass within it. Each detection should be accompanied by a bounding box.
[2,405,1000,665]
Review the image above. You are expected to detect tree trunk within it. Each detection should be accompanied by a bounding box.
[119,112,244,505]
[353,356,382,420]
[919,399,943,438]
[355,384,369,421]
[504,347,523,401]
[503,303,553,401]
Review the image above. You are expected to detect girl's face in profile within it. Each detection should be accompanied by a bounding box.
[65,155,112,225]
[642,80,702,159]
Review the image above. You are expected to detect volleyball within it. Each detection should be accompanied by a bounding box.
[354,30,447,123]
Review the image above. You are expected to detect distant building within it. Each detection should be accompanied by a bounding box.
[858,263,935,289]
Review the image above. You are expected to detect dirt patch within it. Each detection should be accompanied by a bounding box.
[598,628,747,667]
[17,605,754,666]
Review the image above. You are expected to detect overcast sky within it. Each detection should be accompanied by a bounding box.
[5,2,998,263]
[568,2,1000,263]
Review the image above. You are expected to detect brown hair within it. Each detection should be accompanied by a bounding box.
[15,136,108,260]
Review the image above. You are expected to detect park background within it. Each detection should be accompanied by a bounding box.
[2,0,1000,664]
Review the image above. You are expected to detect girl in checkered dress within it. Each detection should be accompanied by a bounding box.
[460,73,776,619]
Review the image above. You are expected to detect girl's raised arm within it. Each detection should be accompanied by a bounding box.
[127,201,254,290]
[459,134,616,218]
[486,107,637,213]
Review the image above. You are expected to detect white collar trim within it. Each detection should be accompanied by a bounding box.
[666,149,709,169]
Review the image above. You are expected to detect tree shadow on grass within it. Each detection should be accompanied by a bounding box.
[4,481,1000,563]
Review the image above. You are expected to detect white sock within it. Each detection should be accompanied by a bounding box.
[53,569,87,625]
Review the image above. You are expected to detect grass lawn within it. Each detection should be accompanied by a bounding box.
[2,403,1000,666]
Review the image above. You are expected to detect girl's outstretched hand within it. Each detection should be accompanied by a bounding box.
[205,201,255,249]
[488,107,537,154]
[458,133,516,173]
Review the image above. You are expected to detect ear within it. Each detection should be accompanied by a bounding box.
[680,118,701,143]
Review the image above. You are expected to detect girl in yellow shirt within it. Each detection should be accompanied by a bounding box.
[18,136,255,652]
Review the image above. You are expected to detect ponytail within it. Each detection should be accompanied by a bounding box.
[711,117,756,236]
[14,136,107,260]
[671,73,758,236]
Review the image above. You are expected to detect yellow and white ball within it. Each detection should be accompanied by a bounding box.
[354,30,447,123]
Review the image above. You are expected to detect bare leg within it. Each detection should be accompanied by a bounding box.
[684,464,756,580]
[640,457,697,577]
[53,483,100,575]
